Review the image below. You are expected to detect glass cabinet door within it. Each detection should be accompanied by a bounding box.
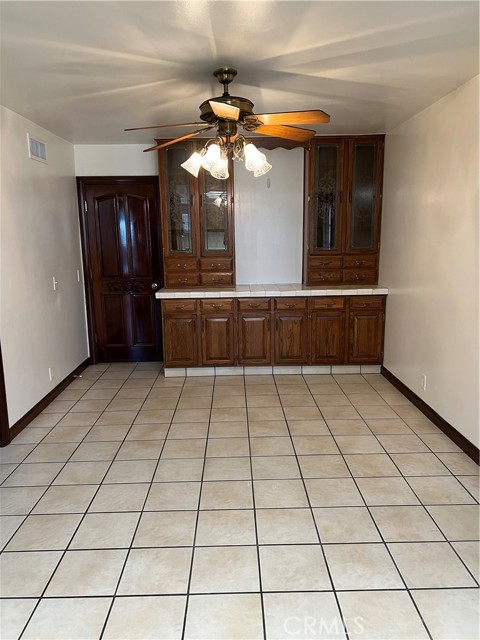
[164,145,193,253]
[312,143,342,252]
[349,142,378,251]
[201,169,230,254]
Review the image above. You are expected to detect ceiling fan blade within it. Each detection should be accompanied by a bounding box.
[248,110,330,126]
[143,126,215,152]
[253,124,316,142]
[209,100,240,121]
[125,122,204,131]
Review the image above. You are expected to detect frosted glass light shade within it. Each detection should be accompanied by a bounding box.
[244,143,267,172]
[201,144,221,171]
[180,151,203,177]
[254,161,272,177]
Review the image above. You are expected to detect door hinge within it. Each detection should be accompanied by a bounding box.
[84,200,88,213]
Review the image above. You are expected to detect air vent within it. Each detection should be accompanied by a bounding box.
[27,134,47,163]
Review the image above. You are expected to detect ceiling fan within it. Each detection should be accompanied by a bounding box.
[125,67,330,153]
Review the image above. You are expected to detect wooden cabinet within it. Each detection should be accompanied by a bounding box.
[310,297,346,364]
[162,299,199,367]
[274,299,308,365]
[305,136,384,285]
[348,296,385,363]
[200,299,235,365]
[161,295,386,368]
[158,142,234,288]
[238,299,272,365]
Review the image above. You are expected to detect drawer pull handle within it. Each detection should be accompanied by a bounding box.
[178,278,188,283]
[175,304,186,310]
[286,303,296,308]
[210,263,222,268]
[353,260,365,266]
[354,274,366,280]
[325,302,334,307]
[211,304,223,310]
[249,303,261,308]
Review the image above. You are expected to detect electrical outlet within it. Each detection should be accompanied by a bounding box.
[421,374,427,391]
[48,367,54,382]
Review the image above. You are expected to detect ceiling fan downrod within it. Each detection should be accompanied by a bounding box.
[213,66,238,96]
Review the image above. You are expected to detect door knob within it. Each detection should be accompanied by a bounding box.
[151,283,159,290]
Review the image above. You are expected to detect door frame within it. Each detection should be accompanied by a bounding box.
[77,176,162,364]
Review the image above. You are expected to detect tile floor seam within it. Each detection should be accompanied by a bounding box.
[274,372,352,640]
[97,366,187,640]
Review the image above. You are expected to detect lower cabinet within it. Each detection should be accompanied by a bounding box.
[162,314,198,367]
[310,297,346,364]
[348,296,385,363]
[238,299,272,365]
[274,299,308,364]
[200,299,235,366]
[162,295,385,367]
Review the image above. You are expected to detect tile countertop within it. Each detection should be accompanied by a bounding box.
[156,284,389,299]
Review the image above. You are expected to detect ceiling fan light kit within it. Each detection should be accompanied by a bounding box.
[127,67,330,178]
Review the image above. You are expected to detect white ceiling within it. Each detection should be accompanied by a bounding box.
[1,1,478,144]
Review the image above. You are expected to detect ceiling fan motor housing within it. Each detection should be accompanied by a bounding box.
[199,66,255,124]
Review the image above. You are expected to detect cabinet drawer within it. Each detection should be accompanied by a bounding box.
[344,255,378,269]
[308,270,342,285]
[200,258,233,272]
[275,298,307,311]
[162,299,198,314]
[238,299,271,311]
[349,296,385,310]
[200,299,234,313]
[308,256,343,269]
[343,269,377,284]
[311,297,345,310]
[165,257,198,272]
[200,272,234,286]
[165,272,200,288]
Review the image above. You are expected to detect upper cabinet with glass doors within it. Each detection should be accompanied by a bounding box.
[305,135,384,286]
[158,140,235,288]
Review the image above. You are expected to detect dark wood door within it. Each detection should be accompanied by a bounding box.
[311,311,345,364]
[79,178,163,362]
[238,313,272,365]
[202,315,235,365]
[274,312,308,364]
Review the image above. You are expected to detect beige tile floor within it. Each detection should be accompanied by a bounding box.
[0,363,479,640]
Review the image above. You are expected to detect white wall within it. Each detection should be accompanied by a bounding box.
[74,144,156,176]
[0,106,89,426]
[235,148,304,284]
[380,76,479,447]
